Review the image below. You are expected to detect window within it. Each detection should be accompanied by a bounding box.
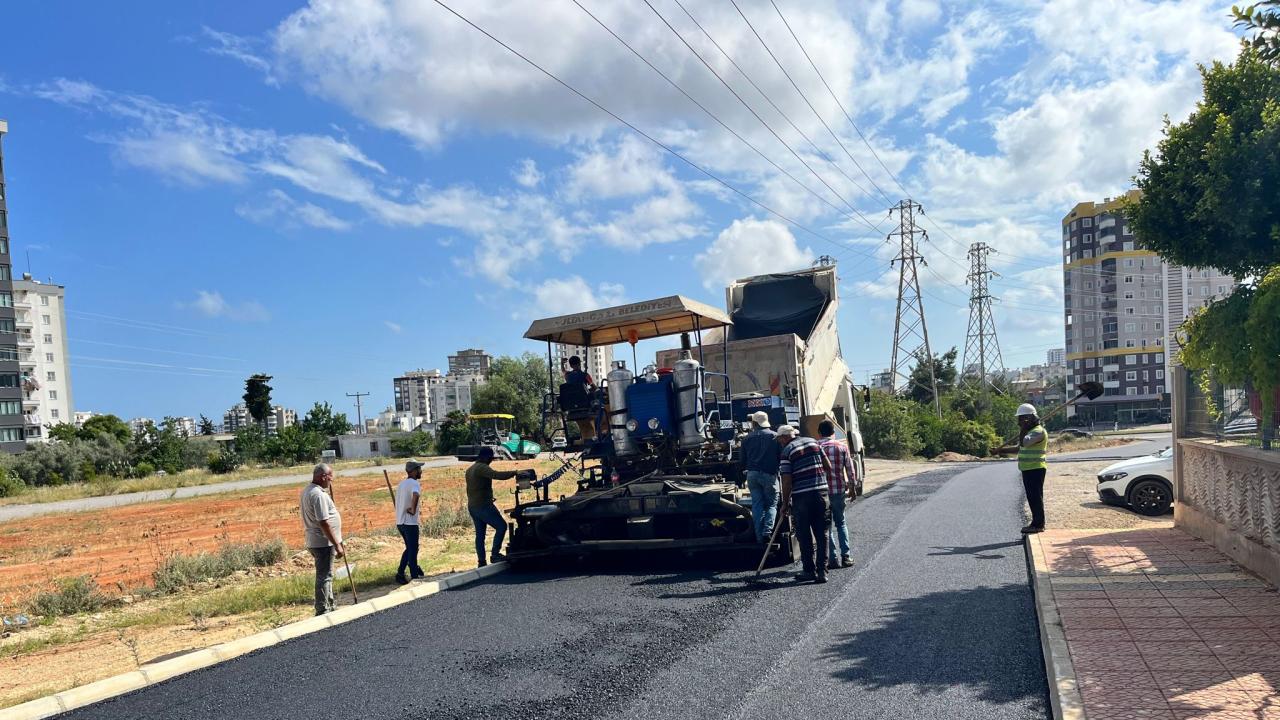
[1142,370,1150,381]
[48,390,56,400]
[50,409,59,419]
[1124,291,1135,300]
[1156,353,1165,363]
[1085,327,1095,337]
[1126,387,1138,396]
[1141,354,1149,363]
[1201,286,1209,296]
[1141,339,1149,348]
[1156,338,1164,346]
[1154,289,1162,299]
[1125,323,1137,332]
[1086,343,1095,352]
[1071,220,1078,230]
[26,426,41,438]
[1123,241,1134,251]
[42,334,51,344]
[1126,307,1135,315]
[41,315,50,325]
[1086,358,1096,368]
[1126,355,1137,364]
[1125,259,1134,267]
[39,296,48,306]
[0,374,18,388]
[0,427,22,442]
[1156,385,1164,394]
[0,401,19,415]
[1126,371,1137,381]
[1124,275,1134,283]
[0,349,13,361]
[1155,322,1162,331]
[0,265,9,281]
[1086,281,1094,289]
[1083,250,1093,258]
[45,371,55,381]
[1125,339,1136,348]
[1156,369,1165,380]
[0,293,10,308]
[370,441,380,452]
[44,353,52,362]
[1202,270,1210,278]
[1083,217,1093,227]
[1084,233,1093,243]
[0,319,13,335]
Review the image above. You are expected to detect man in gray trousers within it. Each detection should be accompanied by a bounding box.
[300,464,345,615]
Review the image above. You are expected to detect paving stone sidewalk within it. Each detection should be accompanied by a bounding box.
[1036,528,1280,720]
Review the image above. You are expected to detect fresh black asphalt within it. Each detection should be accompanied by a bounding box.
[58,460,1054,720]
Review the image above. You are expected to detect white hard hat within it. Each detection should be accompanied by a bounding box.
[1016,403,1039,418]
[749,411,771,428]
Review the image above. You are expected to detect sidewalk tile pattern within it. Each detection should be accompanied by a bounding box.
[1039,529,1280,719]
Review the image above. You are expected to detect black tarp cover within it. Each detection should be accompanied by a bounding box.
[729,274,828,341]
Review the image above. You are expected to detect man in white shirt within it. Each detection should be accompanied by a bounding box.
[395,459,427,584]
[300,464,344,615]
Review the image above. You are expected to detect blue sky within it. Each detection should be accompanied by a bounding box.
[0,0,1242,421]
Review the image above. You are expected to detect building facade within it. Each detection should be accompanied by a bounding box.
[1163,264,1237,382]
[1062,192,1170,423]
[1046,348,1065,367]
[223,403,295,434]
[0,120,25,452]
[13,276,72,441]
[393,369,443,419]
[429,377,476,419]
[551,343,613,382]
[447,348,491,379]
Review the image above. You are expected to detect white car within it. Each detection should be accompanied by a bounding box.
[1097,447,1174,516]
[551,437,568,450]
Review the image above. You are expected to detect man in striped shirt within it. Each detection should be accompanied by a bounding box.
[818,420,857,570]
[776,425,835,583]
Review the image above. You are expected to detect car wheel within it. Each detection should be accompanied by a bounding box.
[1128,479,1172,516]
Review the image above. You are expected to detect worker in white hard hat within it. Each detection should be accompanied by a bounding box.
[740,410,781,543]
[995,403,1049,534]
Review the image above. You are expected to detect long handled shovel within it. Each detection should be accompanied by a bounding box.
[326,482,359,604]
[753,505,789,578]
[998,381,1105,447]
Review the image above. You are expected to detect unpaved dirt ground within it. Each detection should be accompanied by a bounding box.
[1041,458,1173,531]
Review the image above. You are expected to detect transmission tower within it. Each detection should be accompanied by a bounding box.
[888,199,940,417]
[961,242,1005,399]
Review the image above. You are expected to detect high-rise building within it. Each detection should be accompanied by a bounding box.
[1163,264,1237,383]
[223,403,295,435]
[550,343,614,382]
[429,378,476,418]
[73,410,97,428]
[1046,348,1065,367]
[1062,192,1170,423]
[13,276,73,441]
[0,120,25,452]
[447,348,491,378]
[393,369,444,420]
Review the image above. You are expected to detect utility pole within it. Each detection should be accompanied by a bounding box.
[961,241,1005,403]
[346,392,369,435]
[888,199,940,417]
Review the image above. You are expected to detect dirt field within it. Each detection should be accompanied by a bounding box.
[1041,458,1174,531]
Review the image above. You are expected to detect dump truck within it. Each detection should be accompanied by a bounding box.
[656,265,866,481]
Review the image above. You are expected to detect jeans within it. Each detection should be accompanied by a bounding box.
[746,471,780,543]
[397,524,423,578]
[469,503,507,562]
[828,491,850,563]
[791,491,831,577]
[308,546,335,616]
[1022,468,1047,528]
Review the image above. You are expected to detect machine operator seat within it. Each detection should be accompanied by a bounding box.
[559,381,594,421]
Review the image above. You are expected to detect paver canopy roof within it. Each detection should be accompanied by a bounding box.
[523,295,732,347]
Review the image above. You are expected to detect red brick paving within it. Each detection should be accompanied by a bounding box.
[1039,529,1280,718]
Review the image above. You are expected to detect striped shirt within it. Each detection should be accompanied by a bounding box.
[819,437,857,496]
[780,436,829,495]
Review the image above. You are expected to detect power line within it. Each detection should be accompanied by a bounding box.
[888,199,939,417]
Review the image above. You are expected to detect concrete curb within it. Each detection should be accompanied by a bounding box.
[1024,534,1086,720]
[0,562,509,720]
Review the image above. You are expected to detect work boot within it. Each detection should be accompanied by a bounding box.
[795,570,816,583]
[815,574,829,584]
[827,558,840,571]
[477,556,488,568]
[840,555,854,568]
[395,575,409,586]
[1021,525,1045,535]
[410,570,426,580]
[490,551,507,563]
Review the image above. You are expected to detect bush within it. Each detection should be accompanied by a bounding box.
[389,431,434,457]
[0,467,24,497]
[132,461,156,478]
[421,504,472,538]
[153,540,287,594]
[28,576,114,618]
[207,448,242,474]
[861,393,922,459]
[941,420,999,458]
[260,426,326,466]
[913,411,946,458]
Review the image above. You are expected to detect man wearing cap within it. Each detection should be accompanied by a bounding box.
[740,410,781,543]
[776,425,836,583]
[996,403,1049,534]
[394,460,428,585]
[465,446,520,567]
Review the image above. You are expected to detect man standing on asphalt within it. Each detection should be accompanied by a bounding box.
[817,420,857,570]
[300,463,344,615]
[465,446,519,567]
[740,410,781,544]
[995,403,1049,534]
[777,425,836,583]
[394,459,427,585]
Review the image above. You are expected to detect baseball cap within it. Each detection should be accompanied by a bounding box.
[405,459,427,472]
[749,410,771,428]
[776,424,798,438]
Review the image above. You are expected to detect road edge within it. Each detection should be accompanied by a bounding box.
[1025,533,1085,720]
[0,562,508,720]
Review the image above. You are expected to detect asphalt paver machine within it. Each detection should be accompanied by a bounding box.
[508,295,799,566]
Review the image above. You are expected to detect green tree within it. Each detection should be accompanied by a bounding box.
[1128,48,1280,278]
[390,431,434,457]
[300,401,351,437]
[860,393,922,459]
[471,353,550,436]
[131,417,190,474]
[1236,1,1280,63]
[243,374,274,424]
[79,415,133,444]
[904,347,959,406]
[434,411,473,455]
[198,415,216,436]
[262,425,326,465]
[46,422,81,443]
[233,424,267,461]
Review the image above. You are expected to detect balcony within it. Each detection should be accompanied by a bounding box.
[22,396,38,409]
[1101,283,1117,294]
[1102,299,1118,310]
[14,315,32,329]
[17,353,35,368]
[23,413,41,426]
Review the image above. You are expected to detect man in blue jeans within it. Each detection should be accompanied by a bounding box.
[740,411,781,543]
[465,446,519,567]
[817,421,858,570]
[394,459,427,584]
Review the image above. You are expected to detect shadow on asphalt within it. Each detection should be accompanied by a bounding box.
[926,540,1023,559]
[821,583,1049,710]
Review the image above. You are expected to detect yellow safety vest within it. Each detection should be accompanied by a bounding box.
[1017,425,1048,472]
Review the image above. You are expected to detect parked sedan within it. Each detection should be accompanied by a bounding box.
[1097,447,1174,516]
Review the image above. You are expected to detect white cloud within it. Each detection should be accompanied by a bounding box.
[530,276,627,317]
[383,320,402,333]
[199,27,276,84]
[695,218,814,289]
[236,189,350,230]
[512,158,542,188]
[566,136,675,200]
[180,291,270,322]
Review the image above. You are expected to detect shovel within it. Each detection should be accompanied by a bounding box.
[750,506,789,582]
[998,380,1105,447]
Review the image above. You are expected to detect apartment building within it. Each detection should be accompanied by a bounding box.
[223,403,295,435]
[550,343,614,382]
[1062,192,1170,423]
[1046,348,1065,367]
[0,120,25,452]
[429,377,476,418]
[447,348,491,379]
[11,276,73,441]
[1164,264,1237,382]
[393,369,444,419]
[73,410,96,427]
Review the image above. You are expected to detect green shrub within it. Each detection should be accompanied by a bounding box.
[942,420,999,458]
[207,448,242,474]
[0,467,24,497]
[132,461,156,478]
[390,431,434,457]
[153,540,287,594]
[913,411,946,458]
[860,393,922,459]
[28,576,115,618]
[421,504,472,538]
